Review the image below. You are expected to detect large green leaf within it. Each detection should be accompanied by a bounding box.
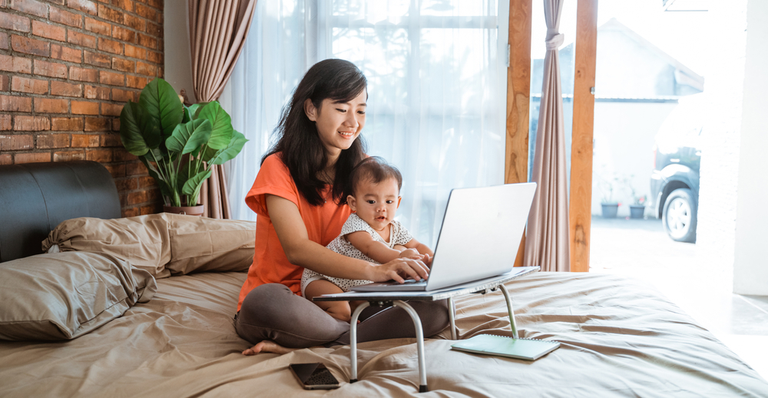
[197,101,233,150]
[119,101,161,156]
[139,78,183,139]
[207,131,248,165]
[166,119,212,155]
[182,168,213,202]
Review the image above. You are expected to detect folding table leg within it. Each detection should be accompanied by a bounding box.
[392,300,428,393]
[448,296,457,340]
[498,284,519,339]
[349,301,370,383]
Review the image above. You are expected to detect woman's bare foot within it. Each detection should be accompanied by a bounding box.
[242,340,295,356]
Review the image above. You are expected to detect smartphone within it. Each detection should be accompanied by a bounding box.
[288,363,341,390]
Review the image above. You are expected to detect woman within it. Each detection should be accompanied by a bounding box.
[235,59,449,355]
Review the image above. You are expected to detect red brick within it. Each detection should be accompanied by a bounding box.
[112,26,136,43]
[98,37,122,54]
[15,152,52,164]
[68,31,96,48]
[34,98,69,113]
[145,21,161,38]
[135,3,156,21]
[135,61,156,77]
[33,59,67,79]
[100,70,124,86]
[145,0,162,10]
[0,134,34,150]
[67,0,97,15]
[0,115,10,130]
[53,150,85,162]
[0,75,8,92]
[84,117,110,131]
[83,84,110,99]
[0,154,11,165]
[84,16,110,35]
[126,190,149,205]
[137,33,156,50]
[14,116,50,131]
[123,13,144,31]
[70,66,98,82]
[32,20,66,42]
[49,0,66,6]
[11,76,47,94]
[111,88,135,102]
[50,7,82,28]
[84,50,111,67]
[11,35,50,56]
[50,44,82,63]
[71,133,99,147]
[0,31,8,50]
[51,81,82,97]
[0,55,31,74]
[122,207,140,217]
[125,160,146,176]
[37,133,70,148]
[139,203,160,215]
[101,102,123,116]
[137,175,155,188]
[112,117,120,131]
[97,4,121,23]
[71,100,99,115]
[113,147,138,161]
[51,117,83,131]
[101,132,121,146]
[112,0,133,11]
[157,66,163,79]
[10,0,49,18]
[86,148,112,162]
[111,57,134,73]
[0,11,31,32]
[0,95,32,112]
[146,50,162,64]
[124,44,145,60]
[115,176,138,192]
[103,163,125,177]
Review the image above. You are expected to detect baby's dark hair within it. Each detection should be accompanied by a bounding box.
[344,157,403,203]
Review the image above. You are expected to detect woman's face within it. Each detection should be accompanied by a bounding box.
[347,177,401,232]
[305,89,367,158]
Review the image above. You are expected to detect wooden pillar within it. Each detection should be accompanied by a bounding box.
[505,0,532,267]
[569,0,598,272]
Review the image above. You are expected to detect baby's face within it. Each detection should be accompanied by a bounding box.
[348,177,400,232]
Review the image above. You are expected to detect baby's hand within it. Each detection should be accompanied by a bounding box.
[421,253,433,266]
[399,249,421,259]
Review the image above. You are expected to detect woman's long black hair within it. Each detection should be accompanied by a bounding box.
[262,59,368,206]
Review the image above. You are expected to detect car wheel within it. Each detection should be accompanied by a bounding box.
[662,188,697,243]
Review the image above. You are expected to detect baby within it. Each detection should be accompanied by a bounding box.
[301,156,433,322]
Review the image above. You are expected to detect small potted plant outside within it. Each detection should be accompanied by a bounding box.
[599,175,622,218]
[119,78,247,215]
[630,195,647,219]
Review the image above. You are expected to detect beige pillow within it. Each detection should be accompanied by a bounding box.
[43,213,256,278]
[0,252,156,341]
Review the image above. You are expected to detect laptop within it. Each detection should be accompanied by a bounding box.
[351,182,537,292]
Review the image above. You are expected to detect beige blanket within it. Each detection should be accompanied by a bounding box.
[1,272,767,397]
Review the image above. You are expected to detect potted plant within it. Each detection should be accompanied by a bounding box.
[599,175,622,218]
[119,78,247,215]
[630,195,646,219]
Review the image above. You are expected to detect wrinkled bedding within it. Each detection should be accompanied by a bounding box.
[1,271,767,397]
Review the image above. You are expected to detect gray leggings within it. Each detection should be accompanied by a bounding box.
[235,283,450,347]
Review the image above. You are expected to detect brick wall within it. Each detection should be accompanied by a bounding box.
[0,0,164,217]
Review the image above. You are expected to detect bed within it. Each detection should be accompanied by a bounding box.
[1,161,767,397]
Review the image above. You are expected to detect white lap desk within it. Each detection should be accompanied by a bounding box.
[314,266,540,393]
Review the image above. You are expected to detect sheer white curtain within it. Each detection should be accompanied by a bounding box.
[227,0,509,246]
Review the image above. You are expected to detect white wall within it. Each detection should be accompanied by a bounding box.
[733,0,768,295]
[163,0,196,103]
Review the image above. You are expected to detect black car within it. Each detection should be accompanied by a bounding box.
[650,116,701,243]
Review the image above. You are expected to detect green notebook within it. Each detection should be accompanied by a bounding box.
[451,334,560,361]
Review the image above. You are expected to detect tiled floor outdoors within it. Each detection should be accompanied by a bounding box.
[589,216,768,381]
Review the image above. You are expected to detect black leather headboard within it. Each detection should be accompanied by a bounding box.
[0,161,121,263]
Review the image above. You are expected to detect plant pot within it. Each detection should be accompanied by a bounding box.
[601,203,619,218]
[163,205,205,216]
[629,205,646,219]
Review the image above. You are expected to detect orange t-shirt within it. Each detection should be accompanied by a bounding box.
[237,153,352,311]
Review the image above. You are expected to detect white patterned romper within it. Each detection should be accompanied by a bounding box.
[300,213,414,296]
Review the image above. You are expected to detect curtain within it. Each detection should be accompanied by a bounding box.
[226,0,509,247]
[524,0,570,272]
[189,0,257,218]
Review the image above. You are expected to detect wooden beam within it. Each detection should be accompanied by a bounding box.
[569,0,598,272]
[505,0,532,267]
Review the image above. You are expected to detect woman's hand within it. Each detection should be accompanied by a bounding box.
[368,257,430,283]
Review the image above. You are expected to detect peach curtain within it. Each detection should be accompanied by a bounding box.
[188,0,257,219]
[524,0,570,272]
